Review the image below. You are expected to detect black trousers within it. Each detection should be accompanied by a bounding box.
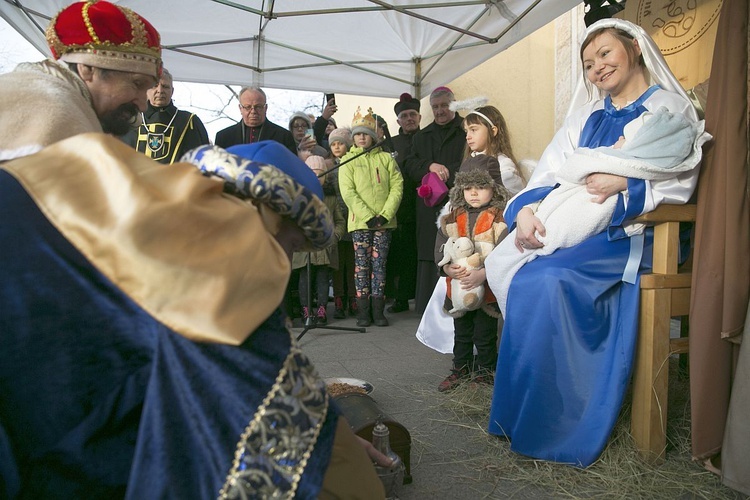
[299,264,331,308]
[414,260,439,314]
[452,308,499,371]
[385,222,417,302]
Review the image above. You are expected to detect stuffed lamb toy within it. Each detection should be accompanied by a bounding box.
[437,236,485,316]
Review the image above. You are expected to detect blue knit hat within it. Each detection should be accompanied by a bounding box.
[228,141,323,199]
[181,141,333,249]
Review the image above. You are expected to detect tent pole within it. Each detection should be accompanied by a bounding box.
[414,58,422,100]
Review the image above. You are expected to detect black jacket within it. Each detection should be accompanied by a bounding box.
[403,114,465,259]
[392,129,419,226]
[214,118,297,155]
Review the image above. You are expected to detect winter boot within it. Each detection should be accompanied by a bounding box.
[333,297,346,319]
[355,296,371,327]
[387,299,409,313]
[316,304,328,325]
[371,296,389,327]
[438,365,470,392]
[301,306,314,325]
[473,370,495,386]
[348,296,358,317]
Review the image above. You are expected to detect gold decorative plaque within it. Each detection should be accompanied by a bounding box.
[617,0,723,89]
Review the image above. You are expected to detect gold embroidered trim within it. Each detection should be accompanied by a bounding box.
[121,6,150,52]
[219,332,328,499]
[82,2,98,44]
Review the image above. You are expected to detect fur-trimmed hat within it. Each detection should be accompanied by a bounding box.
[351,107,378,141]
[328,127,353,147]
[394,92,420,116]
[288,111,312,131]
[449,168,508,211]
[46,0,162,79]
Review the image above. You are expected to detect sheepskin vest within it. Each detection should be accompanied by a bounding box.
[442,206,507,316]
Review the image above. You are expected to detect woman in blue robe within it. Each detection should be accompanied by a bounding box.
[485,18,703,467]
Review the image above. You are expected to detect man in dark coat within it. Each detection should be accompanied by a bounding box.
[121,68,210,164]
[214,87,297,155]
[385,92,422,313]
[402,86,465,314]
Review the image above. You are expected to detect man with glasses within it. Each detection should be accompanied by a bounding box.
[385,93,422,313]
[403,86,465,314]
[215,86,297,154]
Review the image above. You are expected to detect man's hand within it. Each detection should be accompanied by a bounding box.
[355,436,394,467]
[428,162,450,182]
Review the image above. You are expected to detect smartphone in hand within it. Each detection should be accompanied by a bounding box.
[324,93,336,106]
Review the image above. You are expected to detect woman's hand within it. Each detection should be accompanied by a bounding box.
[586,173,627,204]
[515,207,545,252]
[460,268,486,289]
[443,263,467,279]
[297,135,317,152]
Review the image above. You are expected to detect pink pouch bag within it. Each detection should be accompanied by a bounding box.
[416,172,448,207]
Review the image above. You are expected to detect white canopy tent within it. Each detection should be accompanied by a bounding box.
[0,0,581,98]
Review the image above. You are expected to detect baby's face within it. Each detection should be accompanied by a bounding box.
[464,186,493,208]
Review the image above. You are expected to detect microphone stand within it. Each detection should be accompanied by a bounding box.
[296,140,389,341]
[296,251,365,341]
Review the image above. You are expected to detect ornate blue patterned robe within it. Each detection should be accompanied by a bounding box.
[0,135,338,499]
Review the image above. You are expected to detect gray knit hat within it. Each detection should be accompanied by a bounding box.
[288,111,312,131]
[449,169,508,211]
[328,127,353,148]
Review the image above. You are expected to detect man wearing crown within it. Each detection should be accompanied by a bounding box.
[0,2,387,498]
[121,68,210,164]
[0,1,162,162]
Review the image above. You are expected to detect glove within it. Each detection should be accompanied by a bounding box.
[366,217,379,229]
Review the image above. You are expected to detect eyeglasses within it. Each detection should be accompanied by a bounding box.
[239,104,265,112]
[291,124,309,130]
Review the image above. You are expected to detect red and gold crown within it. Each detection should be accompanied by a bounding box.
[46,0,162,79]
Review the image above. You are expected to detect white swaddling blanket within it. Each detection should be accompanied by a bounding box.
[486,108,711,315]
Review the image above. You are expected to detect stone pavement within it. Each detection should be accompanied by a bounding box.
[295,305,745,500]
[295,302,545,499]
